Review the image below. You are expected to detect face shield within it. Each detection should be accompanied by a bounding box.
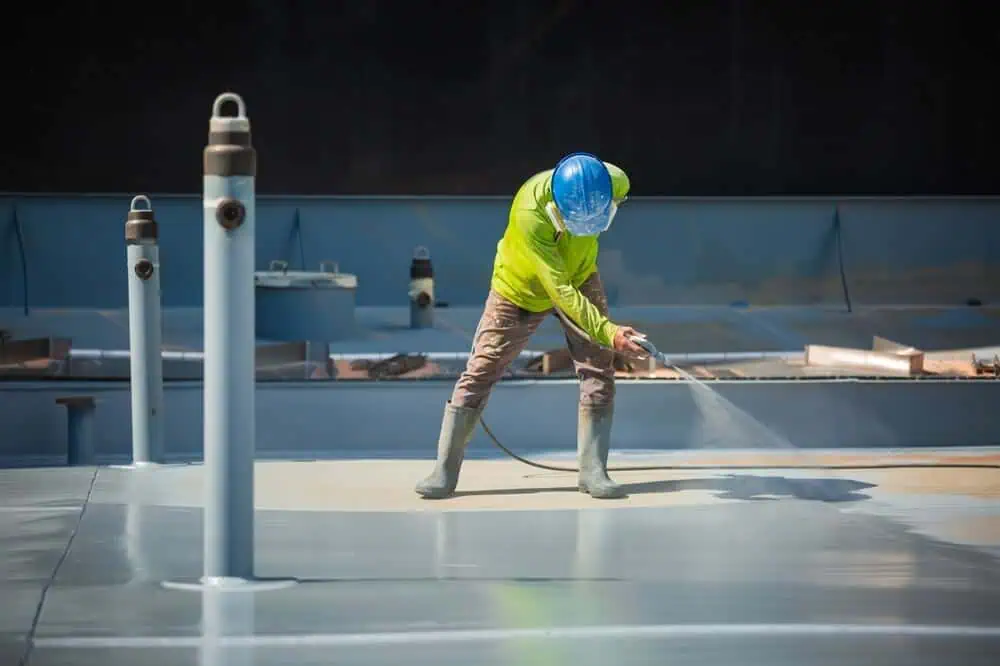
[553,196,626,237]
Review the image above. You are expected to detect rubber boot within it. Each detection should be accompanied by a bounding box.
[414,401,482,499]
[577,403,627,499]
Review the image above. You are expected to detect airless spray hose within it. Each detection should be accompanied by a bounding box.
[477,335,1000,472]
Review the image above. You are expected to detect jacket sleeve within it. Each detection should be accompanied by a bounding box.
[515,210,618,348]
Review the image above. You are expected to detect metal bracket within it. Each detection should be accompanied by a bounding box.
[134,259,155,280]
[216,199,246,230]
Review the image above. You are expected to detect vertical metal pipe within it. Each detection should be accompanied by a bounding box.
[203,92,256,582]
[60,397,96,466]
[125,195,164,465]
[409,245,434,329]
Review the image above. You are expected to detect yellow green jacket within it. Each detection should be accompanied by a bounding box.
[490,163,630,348]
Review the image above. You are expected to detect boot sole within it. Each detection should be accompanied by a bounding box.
[415,488,454,500]
[578,484,628,499]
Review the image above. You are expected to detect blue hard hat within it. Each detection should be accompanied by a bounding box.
[551,152,614,236]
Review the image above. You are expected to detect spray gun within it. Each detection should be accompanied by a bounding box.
[552,308,678,373]
[629,335,669,367]
[629,335,703,383]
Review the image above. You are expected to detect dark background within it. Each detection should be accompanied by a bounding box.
[5,0,999,195]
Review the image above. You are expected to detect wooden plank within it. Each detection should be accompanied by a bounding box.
[804,344,925,375]
[0,337,71,364]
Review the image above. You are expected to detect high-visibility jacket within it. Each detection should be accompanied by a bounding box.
[490,163,630,348]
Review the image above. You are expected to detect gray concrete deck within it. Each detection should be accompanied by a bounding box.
[3,449,1000,665]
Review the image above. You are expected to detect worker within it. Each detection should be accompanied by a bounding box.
[415,152,648,500]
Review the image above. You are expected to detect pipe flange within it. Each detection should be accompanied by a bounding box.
[216,199,246,230]
[135,259,155,281]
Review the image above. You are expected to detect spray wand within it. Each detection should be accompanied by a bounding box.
[628,335,708,383]
[629,335,674,371]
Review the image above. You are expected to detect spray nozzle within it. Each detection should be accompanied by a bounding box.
[629,335,659,357]
[629,335,672,370]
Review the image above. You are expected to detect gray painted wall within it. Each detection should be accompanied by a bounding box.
[2,379,996,467]
[3,195,999,310]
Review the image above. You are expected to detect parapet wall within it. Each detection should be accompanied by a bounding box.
[3,195,998,310]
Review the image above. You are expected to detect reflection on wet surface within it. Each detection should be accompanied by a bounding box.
[2,459,999,665]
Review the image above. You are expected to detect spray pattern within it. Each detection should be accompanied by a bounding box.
[477,336,1000,474]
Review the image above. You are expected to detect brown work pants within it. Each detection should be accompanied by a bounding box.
[450,272,616,409]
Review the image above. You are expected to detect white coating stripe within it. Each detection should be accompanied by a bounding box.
[33,623,1000,649]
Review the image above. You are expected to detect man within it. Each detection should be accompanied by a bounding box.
[415,152,648,500]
